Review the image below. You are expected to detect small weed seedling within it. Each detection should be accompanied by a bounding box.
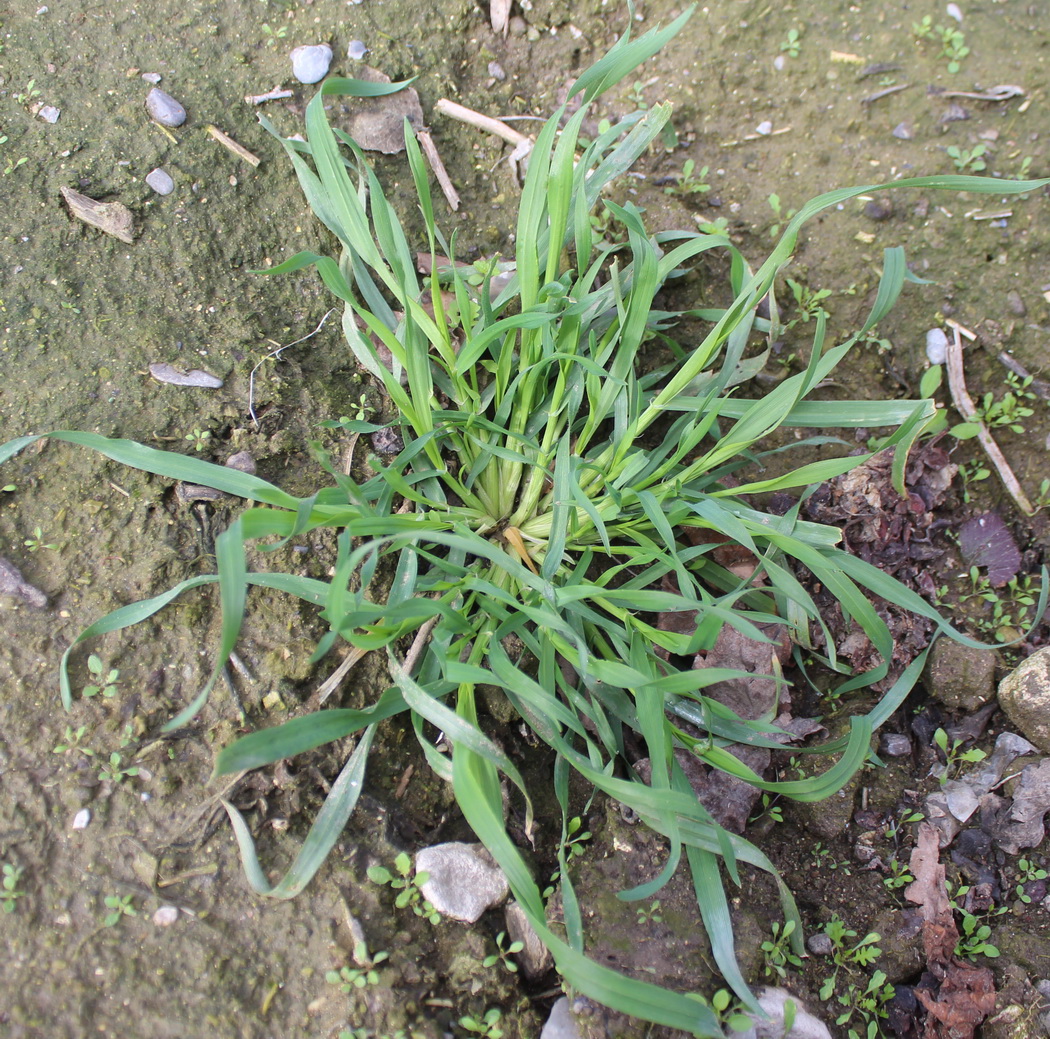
[954,910,1000,960]
[779,29,801,58]
[459,1008,503,1039]
[767,192,797,237]
[367,852,441,925]
[749,793,784,825]
[1,863,26,913]
[483,931,524,973]
[53,724,95,757]
[810,842,852,875]
[184,428,212,452]
[835,969,895,1039]
[1014,858,1048,903]
[23,525,58,552]
[98,751,140,784]
[687,989,754,1034]
[14,79,41,106]
[932,727,987,784]
[261,23,288,47]
[103,893,137,926]
[938,24,970,73]
[946,144,987,173]
[785,277,832,327]
[636,900,663,925]
[883,857,915,891]
[761,919,803,979]
[327,941,389,990]
[83,654,120,698]
[818,917,882,999]
[663,159,710,197]
[911,16,935,40]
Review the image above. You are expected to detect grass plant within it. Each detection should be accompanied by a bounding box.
[2,10,1048,1034]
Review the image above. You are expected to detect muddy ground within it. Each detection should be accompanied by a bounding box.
[1,1,1049,1037]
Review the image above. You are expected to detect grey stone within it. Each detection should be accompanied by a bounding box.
[805,932,833,956]
[37,105,60,123]
[541,998,582,1039]
[145,87,187,127]
[504,900,552,978]
[414,842,508,923]
[735,987,832,1039]
[924,639,998,712]
[145,168,174,195]
[347,39,368,60]
[999,649,1050,752]
[879,733,912,757]
[290,43,332,84]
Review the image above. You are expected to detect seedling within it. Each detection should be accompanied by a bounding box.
[102,893,137,926]
[954,910,1000,960]
[635,900,663,925]
[835,970,894,1039]
[911,15,934,40]
[932,727,987,784]
[686,989,754,1033]
[1,863,25,913]
[53,724,95,757]
[761,919,803,979]
[785,277,832,327]
[1014,858,1048,903]
[23,525,58,552]
[882,857,915,891]
[946,144,987,173]
[810,842,852,874]
[749,793,784,825]
[14,79,41,105]
[459,1008,503,1039]
[779,29,801,58]
[98,751,140,784]
[261,23,288,47]
[326,943,389,990]
[184,428,212,452]
[483,930,524,973]
[767,192,797,237]
[82,654,120,698]
[367,852,441,925]
[662,158,710,197]
[818,917,882,999]
[939,25,970,73]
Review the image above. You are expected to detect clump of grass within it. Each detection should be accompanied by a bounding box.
[2,10,1047,1034]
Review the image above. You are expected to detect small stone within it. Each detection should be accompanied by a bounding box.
[892,121,914,140]
[290,43,332,84]
[152,905,179,926]
[863,197,893,221]
[37,105,60,124]
[414,841,509,923]
[1006,290,1026,317]
[926,327,949,365]
[141,72,162,84]
[145,87,187,127]
[72,808,91,830]
[773,54,786,71]
[225,451,256,474]
[148,362,223,388]
[880,733,912,757]
[370,427,404,454]
[540,998,581,1039]
[736,987,832,1039]
[756,120,773,135]
[806,932,834,956]
[347,39,368,60]
[487,60,506,81]
[999,648,1050,752]
[924,640,998,712]
[504,900,553,979]
[145,168,174,196]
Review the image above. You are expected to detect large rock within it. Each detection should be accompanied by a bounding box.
[998,649,1050,752]
[925,640,998,712]
[414,842,508,923]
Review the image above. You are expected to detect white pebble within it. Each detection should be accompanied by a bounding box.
[37,105,60,123]
[153,905,180,926]
[347,39,368,60]
[145,87,187,127]
[145,167,175,195]
[290,43,332,84]
[141,72,162,84]
[926,327,949,365]
[756,120,773,135]
[946,3,963,23]
[773,54,786,71]
[72,808,91,830]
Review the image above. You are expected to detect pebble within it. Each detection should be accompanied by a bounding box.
[487,60,506,81]
[72,808,91,830]
[148,362,223,388]
[998,648,1050,752]
[145,168,174,195]
[414,842,509,923]
[370,427,404,454]
[806,932,834,956]
[879,733,912,757]
[145,87,187,127]
[141,72,162,84]
[755,120,773,135]
[925,327,949,365]
[347,39,368,60]
[225,451,256,474]
[152,905,179,927]
[773,54,786,71]
[504,900,553,978]
[540,998,582,1039]
[1006,290,1026,316]
[863,197,894,221]
[37,105,60,124]
[892,121,915,140]
[736,987,832,1039]
[290,43,332,84]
